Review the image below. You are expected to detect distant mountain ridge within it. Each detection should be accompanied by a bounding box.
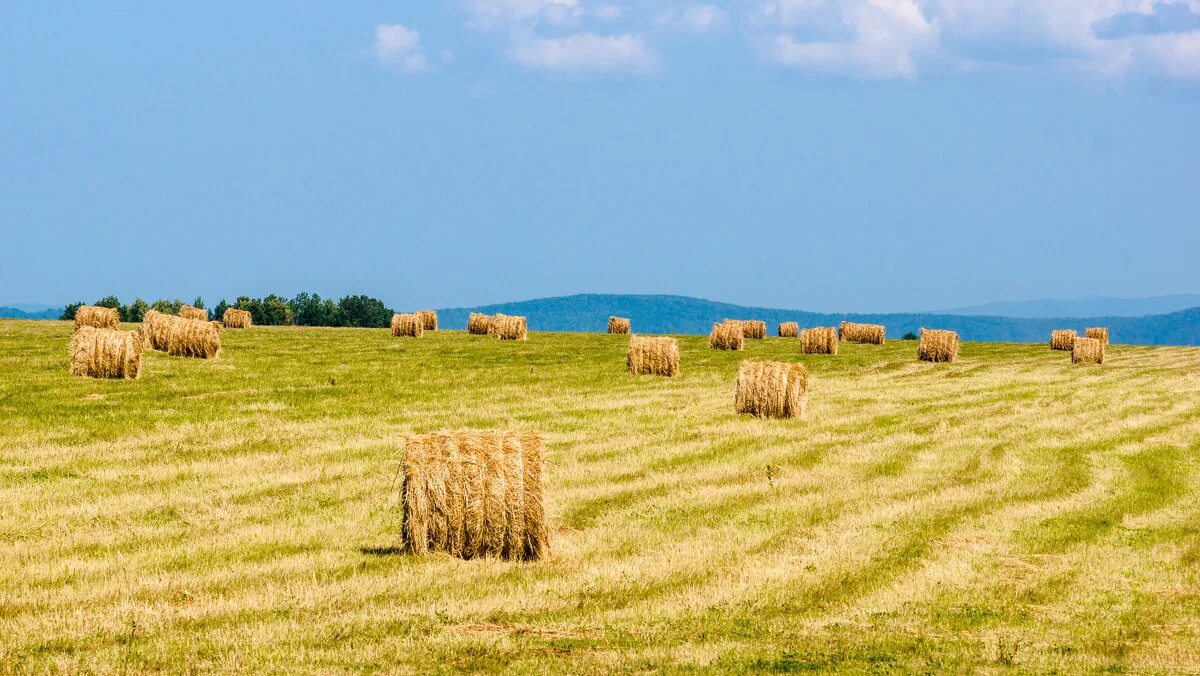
[439,294,1200,346]
[0,306,62,320]
[934,294,1200,318]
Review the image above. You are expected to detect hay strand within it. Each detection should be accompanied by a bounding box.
[627,336,680,377]
[839,321,886,345]
[918,328,959,363]
[70,327,142,379]
[778,322,799,338]
[467,313,494,336]
[1072,337,1105,365]
[709,320,745,351]
[735,360,808,419]
[800,327,839,355]
[1050,329,1077,351]
[1085,327,1109,346]
[608,316,631,335]
[222,308,252,329]
[391,313,424,338]
[74,305,120,331]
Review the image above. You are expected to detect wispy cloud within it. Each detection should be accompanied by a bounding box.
[510,33,657,72]
[374,24,429,73]
[656,4,730,34]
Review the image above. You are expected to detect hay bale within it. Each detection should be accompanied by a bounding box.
[391,313,424,338]
[738,320,766,340]
[735,360,808,419]
[627,336,680,377]
[166,316,221,358]
[778,322,799,338]
[139,310,172,351]
[800,327,839,355]
[918,328,959,363]
[490,314,528,341]
[839,321,886,345]
[467,312,494,336]
[416,310,439,331]
[74,305,120,331]
[608,316,631,335]
[1072,337,1105,365]
[222,308,252,329]
[401,430,548,561]
[1050,329,1077,351]
[709,320,745,351]
[179,305,208,321]
[70,327,142,379]
[1085,327,1109,346]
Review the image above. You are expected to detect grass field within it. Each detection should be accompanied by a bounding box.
[3,319,1200,672]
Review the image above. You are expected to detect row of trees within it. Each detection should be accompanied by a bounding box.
[61,293,396,328]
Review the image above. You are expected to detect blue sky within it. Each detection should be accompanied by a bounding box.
[2,1,1198,313]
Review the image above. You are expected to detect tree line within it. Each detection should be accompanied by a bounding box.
[60,293,396,328]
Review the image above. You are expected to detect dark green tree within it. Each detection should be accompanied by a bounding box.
[337,295,393,328]
[192,296,206,310]
[60,303,83,320]
[214,299,230,322]
[95,295,121,310]
[124,298,150,323]
[292,292,341,326]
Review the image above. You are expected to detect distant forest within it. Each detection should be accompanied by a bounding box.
[58,293,397,328]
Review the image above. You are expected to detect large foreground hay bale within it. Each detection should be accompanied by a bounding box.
[918,328,959,363]
[627,336,679,377]
[490,314,528,341]
[1085,327,1109,346]
[139,310,171,350]
[839,321,886,345]
[179,305,208,321]
[778,322,799,338]
[709,320,745,351]
[1050,329,1077,351]
[801,327,839,355]
[74,305,120,331]
[735,361,809,419]
[738,320,766,340]
[167,316,222,358]
[467,313,494,336]
[70,327,142,379]
[223,308,252,329]
[1072,337,1105,365]
[391,313,424,338]
[608,316,631,335]
[416,310,438,331]
[401,430,547,561]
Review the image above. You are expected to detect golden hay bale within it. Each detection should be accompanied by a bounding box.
[416,310,439,331]
[1085,327,1109,346]
[839,321,886,345]
[608,316,631,335]
[627,336,680,377]
[1072,337,1105,365]
[490,314,528,341]
[467,312,494,336]
[179,305,208,321]
[70,327,142,379]
[222,308,252,329]
[709,320,745,351]
[737,320,766,340]
[391,313,424,338]
[74,305,120,331]
[918,328,959,363]
[800,327,839,355]
[735,360,809,420]
[139,310,173,351]
[166,316,221,358]
[1050,329,1077,351]
[778,322,799,338]
[401,430,548,561]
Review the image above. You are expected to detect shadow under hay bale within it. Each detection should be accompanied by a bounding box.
[1051,329,1077,351]
[223,308,252,329]
[391,313,424,338]
[709,320,745,351]
[839,321,886,345]
[1085,327,1109,346]
[401,430,547,562]
[627,336,679,377]
[70,327,142,379]
[1073,337,1105,365]
[416,310,438,331]
[467,312,494,336]
[801,327,839,355]
[490,314,528,341]
[179,305,208,321]
[735,360,808,419]
[918,328,959,363]
[608,316,631,335]
[778,322,799,338]
[74,305,120,332]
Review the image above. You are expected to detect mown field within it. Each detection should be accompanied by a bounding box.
[2,319,1200,673]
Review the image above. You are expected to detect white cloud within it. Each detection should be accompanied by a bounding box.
[510,33,657,71]
[467,0,582,28]
[374,24,429,72]
[657,4,730,34]
[592,4,625,21]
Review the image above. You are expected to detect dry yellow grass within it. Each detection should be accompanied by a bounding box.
[417,310,439,331]
[179,305,208,321]
[223,308,253,329]
[1051,329,1077,351]
[69,326,142,379]
[627,336,680,377]
[467,313,494,335]
[1086,327,1110,345]
[608,316,631,335]
[490,314,528,341]
[734,360,809,419]
[840,321,886,345]
[801,327,839,355]
[1073,336,1105,364]
[391,313,424,338]
[778,322,799,338]
[918,328,960,363]
[73,305,120,331]
[709,320,745,351]
[402,431,547,562]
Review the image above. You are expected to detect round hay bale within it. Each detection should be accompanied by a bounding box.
[179,305,208,321]
[627,336,680,377]
[709,320,745,351]
[918,328,959,363]
[391,313,424,338]
[1050,329,1077,351]
[778,322,799,338]
[1072,336,1105,365]
[416,310,439,331]
[608,316,631,335]
[1085,327,1109,346]
[222,308,253,329]
[800,327,839,355]
[735,360,808,419]
[467,313,494,336]
[70,326,142,379]
[166,316,222,358]
[839,321,886,345]
[490,314,528,341]
[74,305,120,331]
